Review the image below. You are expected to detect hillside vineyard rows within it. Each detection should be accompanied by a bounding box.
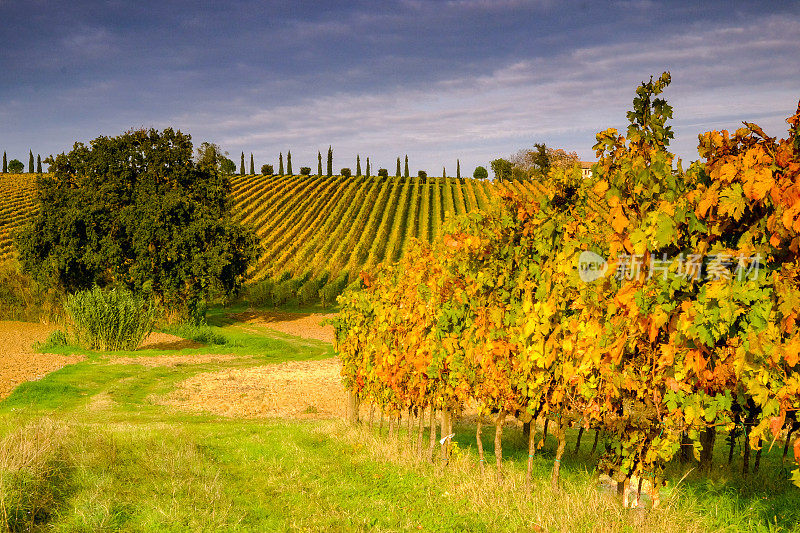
[0,172,549,301]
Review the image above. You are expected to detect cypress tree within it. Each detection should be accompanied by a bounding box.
[279,152,284,175]
[287,151,293,175]
[404,155,409,178]
[318,151,323,176]
[326,146,333,177]
[240,152,245,175]
[457,159,461,179]
[250,153,254,175]
[2,152,6,173]
[356,155,361,177]
[443,167,446,178]
[36,154,42,174]
[29,150,34,173]
[396,157,401,177]
[366,157,370,178]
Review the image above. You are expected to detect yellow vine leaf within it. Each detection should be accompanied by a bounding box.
[742,166,774,202]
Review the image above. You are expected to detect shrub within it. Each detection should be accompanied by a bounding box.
[65,286,158,351]
[320,272,349,308]
[261,164,273,175]
[473,166,488,180]
[37,330,69,351]
[7,159,23,173]
[246,278,275,307]
[340,168,352,178]
[417,170,427,178]
[163,322,228,346]
[298,272,329,305]
[300,167,311,175]
[377,168,388,178]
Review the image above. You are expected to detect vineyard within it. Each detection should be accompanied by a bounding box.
[0,169,539,305]
[332,73,800,507]
[0,173,37,261]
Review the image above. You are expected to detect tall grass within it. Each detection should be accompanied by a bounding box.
[65,286,158,351]
[0,418,73,532]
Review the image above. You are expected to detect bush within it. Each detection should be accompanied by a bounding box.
[320,272,349,308]
[0,260,62,322]
[65,286,158,351]
[417,170,427,178]
[298,272,329,305]
[377,168,388,178]
[37,330,69,351]
[300,167,311,176]
[246,278,275,307]
[0,418,73,532]
[473,166,488,180]
[163,323,228,346]
[340,168,352,178]
[261,164,273,175]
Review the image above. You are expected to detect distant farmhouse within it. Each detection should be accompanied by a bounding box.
[580,161,595,179]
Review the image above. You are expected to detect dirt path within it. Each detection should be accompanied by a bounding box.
[225,310,337,343]
[0,321,83,400]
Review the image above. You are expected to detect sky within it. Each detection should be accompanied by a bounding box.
[1,0,799,176]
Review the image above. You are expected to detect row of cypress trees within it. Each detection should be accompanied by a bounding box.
[242,147,464,179]
[1,150,43,174]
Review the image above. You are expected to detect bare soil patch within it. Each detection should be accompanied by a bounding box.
[227,310,336,343]
[0,321,84,400]
[110,353,241,367]
[162,358,346,419]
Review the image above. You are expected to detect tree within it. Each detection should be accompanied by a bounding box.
[404,155,409,178]
[327,146,333,177]
[365,157,371,178]
[356,155,362,177]
[287,151,293,175]
[28,150,34,173]
[36,154,42,174]
[509,143,580,178]
[261,164,273,175]
[17,128,259,320]
[240,152,245,175]
[7,159,23,173]
[457,159,461,179]
[279,152,284,175]
[378,168,388,178]
[318,151,323,176]
[341,168,352,178]
[250,153,254,175]
[300,166,311,175]
[396,157,401,177]
[196,142,235,175]
[473,166,488,180]
[442,167,446,178]
[490,158,513,181]
[2,152,7,173]
[418,170,427,178]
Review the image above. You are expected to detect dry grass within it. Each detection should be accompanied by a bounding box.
[322,420,710,533]
[0,418,73,532]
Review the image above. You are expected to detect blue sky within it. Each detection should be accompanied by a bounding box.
[1,0,798,175]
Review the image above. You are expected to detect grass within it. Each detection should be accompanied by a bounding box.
[1,310,798,531]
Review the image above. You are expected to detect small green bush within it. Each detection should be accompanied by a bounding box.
[377,168,388,178]
[417,170,427,178]
[300,167,311,175]
[261,164,273,175]
[246,278,275,307]
[37,330,69,351]
[65,286,158,351]
[340,168,351,178]
[163,323,228,346]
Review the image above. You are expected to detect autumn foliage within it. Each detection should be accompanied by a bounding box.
[333,73,800,494]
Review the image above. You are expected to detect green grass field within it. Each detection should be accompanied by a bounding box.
[1,313,798,532]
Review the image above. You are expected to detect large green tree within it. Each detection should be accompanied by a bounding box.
[490,158,512,181]
[7,159,23,173]
[17,128,259,319]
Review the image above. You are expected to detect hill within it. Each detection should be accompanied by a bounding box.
[0,172,540,303]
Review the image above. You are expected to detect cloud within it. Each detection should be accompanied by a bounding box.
[160,9,799,174]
